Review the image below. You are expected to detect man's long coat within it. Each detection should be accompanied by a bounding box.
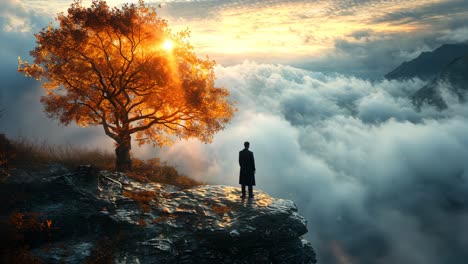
[239,149,256,186]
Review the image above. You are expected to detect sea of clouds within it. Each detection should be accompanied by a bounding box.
[2,0,468,262]
[3,61,468,263]
[154,62,468,264]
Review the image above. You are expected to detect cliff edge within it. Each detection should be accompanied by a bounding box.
[0,165,316,263]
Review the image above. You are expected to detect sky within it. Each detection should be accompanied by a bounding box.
[2,0,468,75]
[1,0,468,263]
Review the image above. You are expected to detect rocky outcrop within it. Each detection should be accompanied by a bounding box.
[0,165,316,263]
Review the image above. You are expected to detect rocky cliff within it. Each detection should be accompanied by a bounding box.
[0,165,316,263]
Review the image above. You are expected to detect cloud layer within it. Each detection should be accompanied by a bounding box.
[2,1,468,261]
[150,62,468,264]
[3,57,468,263]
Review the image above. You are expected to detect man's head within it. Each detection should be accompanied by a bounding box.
[244,141,250,149]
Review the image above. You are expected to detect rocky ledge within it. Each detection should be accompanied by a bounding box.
[0,165,316,263]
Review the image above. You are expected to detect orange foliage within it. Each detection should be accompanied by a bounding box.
[211,205,231,216]
[18,0,235,171]
[9,212,42,232]
[45,220,53,229]
[137,218,147,226]
[3,211,59,263]
[123,189,157,212]
[8,212,57,232]
[152,216,168,223]
[128,158,201,189]
[152,213,177,224]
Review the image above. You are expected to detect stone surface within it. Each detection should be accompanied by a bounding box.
[0,165,317,263]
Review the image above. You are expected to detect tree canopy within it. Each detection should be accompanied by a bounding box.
[18,0,235,171]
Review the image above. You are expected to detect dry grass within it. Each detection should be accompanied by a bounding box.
[0,152,8,177]
[1,136,202,261]
[122,190,157,212]
[0,134,12,177]
[3,136,202,189]
[8,137,115,170]
[128,158,202,189]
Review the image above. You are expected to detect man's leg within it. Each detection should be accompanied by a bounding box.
[241,184,246,198]
[248,185,254,198]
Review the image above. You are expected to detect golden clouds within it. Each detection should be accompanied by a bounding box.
[164,0,450,59]
[19,0,466,59]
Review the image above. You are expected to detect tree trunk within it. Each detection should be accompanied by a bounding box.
[115,134,132,172]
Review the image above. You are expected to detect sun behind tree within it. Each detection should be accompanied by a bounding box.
[162,39,174,51]
[18,0,235,171]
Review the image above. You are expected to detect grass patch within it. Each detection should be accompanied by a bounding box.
[129,158,202,189]
[2,135,202,189]
[7,136,115,170]
[122,190,157,212]
[0,152,8,177]
[0,134,12,177]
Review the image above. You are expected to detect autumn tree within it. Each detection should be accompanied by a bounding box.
[18,0,234,171]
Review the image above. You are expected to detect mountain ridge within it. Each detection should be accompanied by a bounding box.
[411,54,468,109]
[385,43,468,80]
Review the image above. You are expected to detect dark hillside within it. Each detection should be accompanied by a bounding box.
[385,44,468,80]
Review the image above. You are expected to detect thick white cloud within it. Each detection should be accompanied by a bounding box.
[148,62,468,263]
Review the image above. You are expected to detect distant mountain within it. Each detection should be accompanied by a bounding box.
[385,43,468,80]
[412,55,468,109]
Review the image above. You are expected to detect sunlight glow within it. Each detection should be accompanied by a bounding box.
[19,0,454,59]
[162,39,174,51]
[164,0,444,58]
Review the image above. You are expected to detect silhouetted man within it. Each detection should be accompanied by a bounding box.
[239,141,256,199]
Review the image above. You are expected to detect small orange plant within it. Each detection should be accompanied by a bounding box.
[211,205,231,216]
[9,212,43,232]
[137,218,147,227]
[123,190,157,213]
[152,216,169,224]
